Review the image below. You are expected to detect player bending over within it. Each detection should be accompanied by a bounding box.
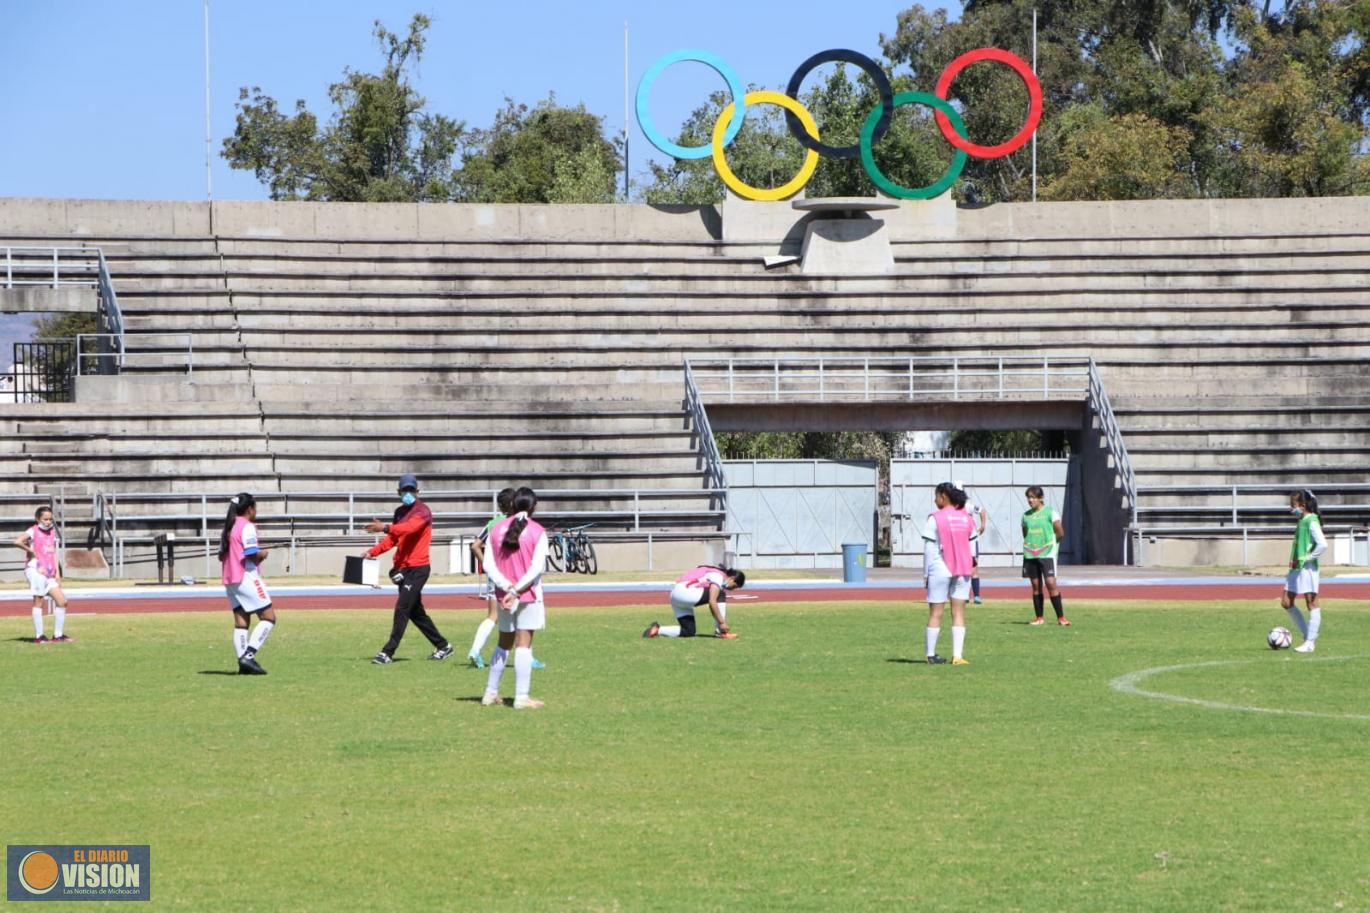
[643,565,745,640]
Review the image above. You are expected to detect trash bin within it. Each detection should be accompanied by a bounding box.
[841,542,868,583]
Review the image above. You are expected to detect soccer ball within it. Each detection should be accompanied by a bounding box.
[1267,626,1292,650]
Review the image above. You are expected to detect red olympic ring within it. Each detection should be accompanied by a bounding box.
[933,47,1042,160]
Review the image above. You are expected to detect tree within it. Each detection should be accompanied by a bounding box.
[454,95,621,203]
[1206,1,1370,197]
[223,15,465,202]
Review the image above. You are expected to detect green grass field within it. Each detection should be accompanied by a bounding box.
[4,598,1369,912]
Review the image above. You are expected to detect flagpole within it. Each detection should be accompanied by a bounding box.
[1031,6,1038,203]
[204,0,213,201]
[623,21,630,201]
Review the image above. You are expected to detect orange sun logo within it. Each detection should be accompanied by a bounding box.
[18,851,59,894]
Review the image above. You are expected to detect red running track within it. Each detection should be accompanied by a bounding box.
[6,582,1370,615]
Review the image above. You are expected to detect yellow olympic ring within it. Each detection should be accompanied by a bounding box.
[710,90,820,202]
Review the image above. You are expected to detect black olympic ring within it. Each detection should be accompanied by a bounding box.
[783,49,894,160]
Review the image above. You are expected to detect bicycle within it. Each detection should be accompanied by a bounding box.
[546,523,597,575]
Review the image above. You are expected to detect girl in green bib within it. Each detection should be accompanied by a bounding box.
[1282,489,1326,653]
[1021,486,1069,626]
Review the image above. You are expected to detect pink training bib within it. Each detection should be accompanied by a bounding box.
[27,524,59,577]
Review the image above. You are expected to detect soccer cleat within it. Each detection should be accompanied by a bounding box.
[33,635,50,645]
[480,691,501,706]
[927,654,948,665]
[973,596,983,604]
[530,657,546,669]
[238,655,267,675]
[642,621,661,638]
[1028,617,1045,626]
[1057,617,1072,627]
[52,635,75,643]
[429,643,455,661]
[1294,641,1316,653]
[513,696,545,710]
[371,651,393,665]
[951,657,970,666]
[467,651,486,669]
[716,631,739,640]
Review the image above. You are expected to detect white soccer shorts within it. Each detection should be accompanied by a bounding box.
[1285,567,1319,596]
[25,565,56,598]
[925,574,972,604]
[225,567,272,613]
[497,599,546,633]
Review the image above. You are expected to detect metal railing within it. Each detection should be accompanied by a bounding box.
[688,355,1096,402]
[1086,357,1137,519]
[1129,523,1367,567]
[84,486,727,577]
[0,246,125,374]
[1,246,102,289]
[683,360,729,511]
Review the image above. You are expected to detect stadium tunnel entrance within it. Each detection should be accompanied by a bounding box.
[705,400,1130,564]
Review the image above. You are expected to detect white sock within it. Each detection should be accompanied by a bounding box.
[247,619,274,653]
[52,605,66,638]
[470,618,496,656]
[659,625,681,637]
[715,603,727,634]
[1306,608,1321,643]
[514,646,533,699]
[952,625,966,659]
[485,647,508,695]
[32,607,44,639]
[925,626,941,657]
[1286,606,1309,638]
[233,628,249,658]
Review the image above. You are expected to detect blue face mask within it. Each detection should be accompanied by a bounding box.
[1291,506,1303,516]
[400,491,417,506]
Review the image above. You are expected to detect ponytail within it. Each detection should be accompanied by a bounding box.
[500,487,538,551]
[1294,488,1321,519]
[218,492,256,562]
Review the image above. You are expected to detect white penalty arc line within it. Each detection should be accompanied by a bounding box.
[1108,655,1370,721]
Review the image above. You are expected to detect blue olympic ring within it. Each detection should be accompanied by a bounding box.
[635,49,748,161]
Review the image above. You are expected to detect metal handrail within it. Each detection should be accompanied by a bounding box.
[0,246,101,289]
[73,333,193,375]
[683,360,729,513]
[1,247,126,375]
[1086,356,1137,519]
[689,354,1096,402]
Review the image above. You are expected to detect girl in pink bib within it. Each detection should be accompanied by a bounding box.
[13,505,72,643]
[481,487,550,709]
[920,483,977,665]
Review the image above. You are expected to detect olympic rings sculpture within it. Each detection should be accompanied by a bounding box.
[636,47,1042,201]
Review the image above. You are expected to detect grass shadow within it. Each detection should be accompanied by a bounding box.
[455,696,511,707]
[197,670,242,676]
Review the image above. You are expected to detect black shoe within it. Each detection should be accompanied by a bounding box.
[429,643,455,661]
[926,654,948,665]
[238,654,267,675]
[372,652,393,665]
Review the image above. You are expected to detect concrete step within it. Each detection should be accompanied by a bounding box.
[1123,429,1369,446]
[265,432,694,455]
[271,452,701,475]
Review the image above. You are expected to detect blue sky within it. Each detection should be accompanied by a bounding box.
[0,0,958,201]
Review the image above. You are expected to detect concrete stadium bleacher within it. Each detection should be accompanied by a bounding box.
[1,195,1367,572]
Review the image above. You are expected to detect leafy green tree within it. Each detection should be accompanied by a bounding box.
[1207,1,1370,197]
[454,95,621,203]
[223,15,464,202]
[946,429,1053,454]
[1041,104,1193,199]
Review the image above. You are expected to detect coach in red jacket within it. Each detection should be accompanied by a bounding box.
[362,473,455,665]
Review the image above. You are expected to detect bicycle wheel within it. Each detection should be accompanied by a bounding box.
[547,535,564,572]
[581,537,597,575]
